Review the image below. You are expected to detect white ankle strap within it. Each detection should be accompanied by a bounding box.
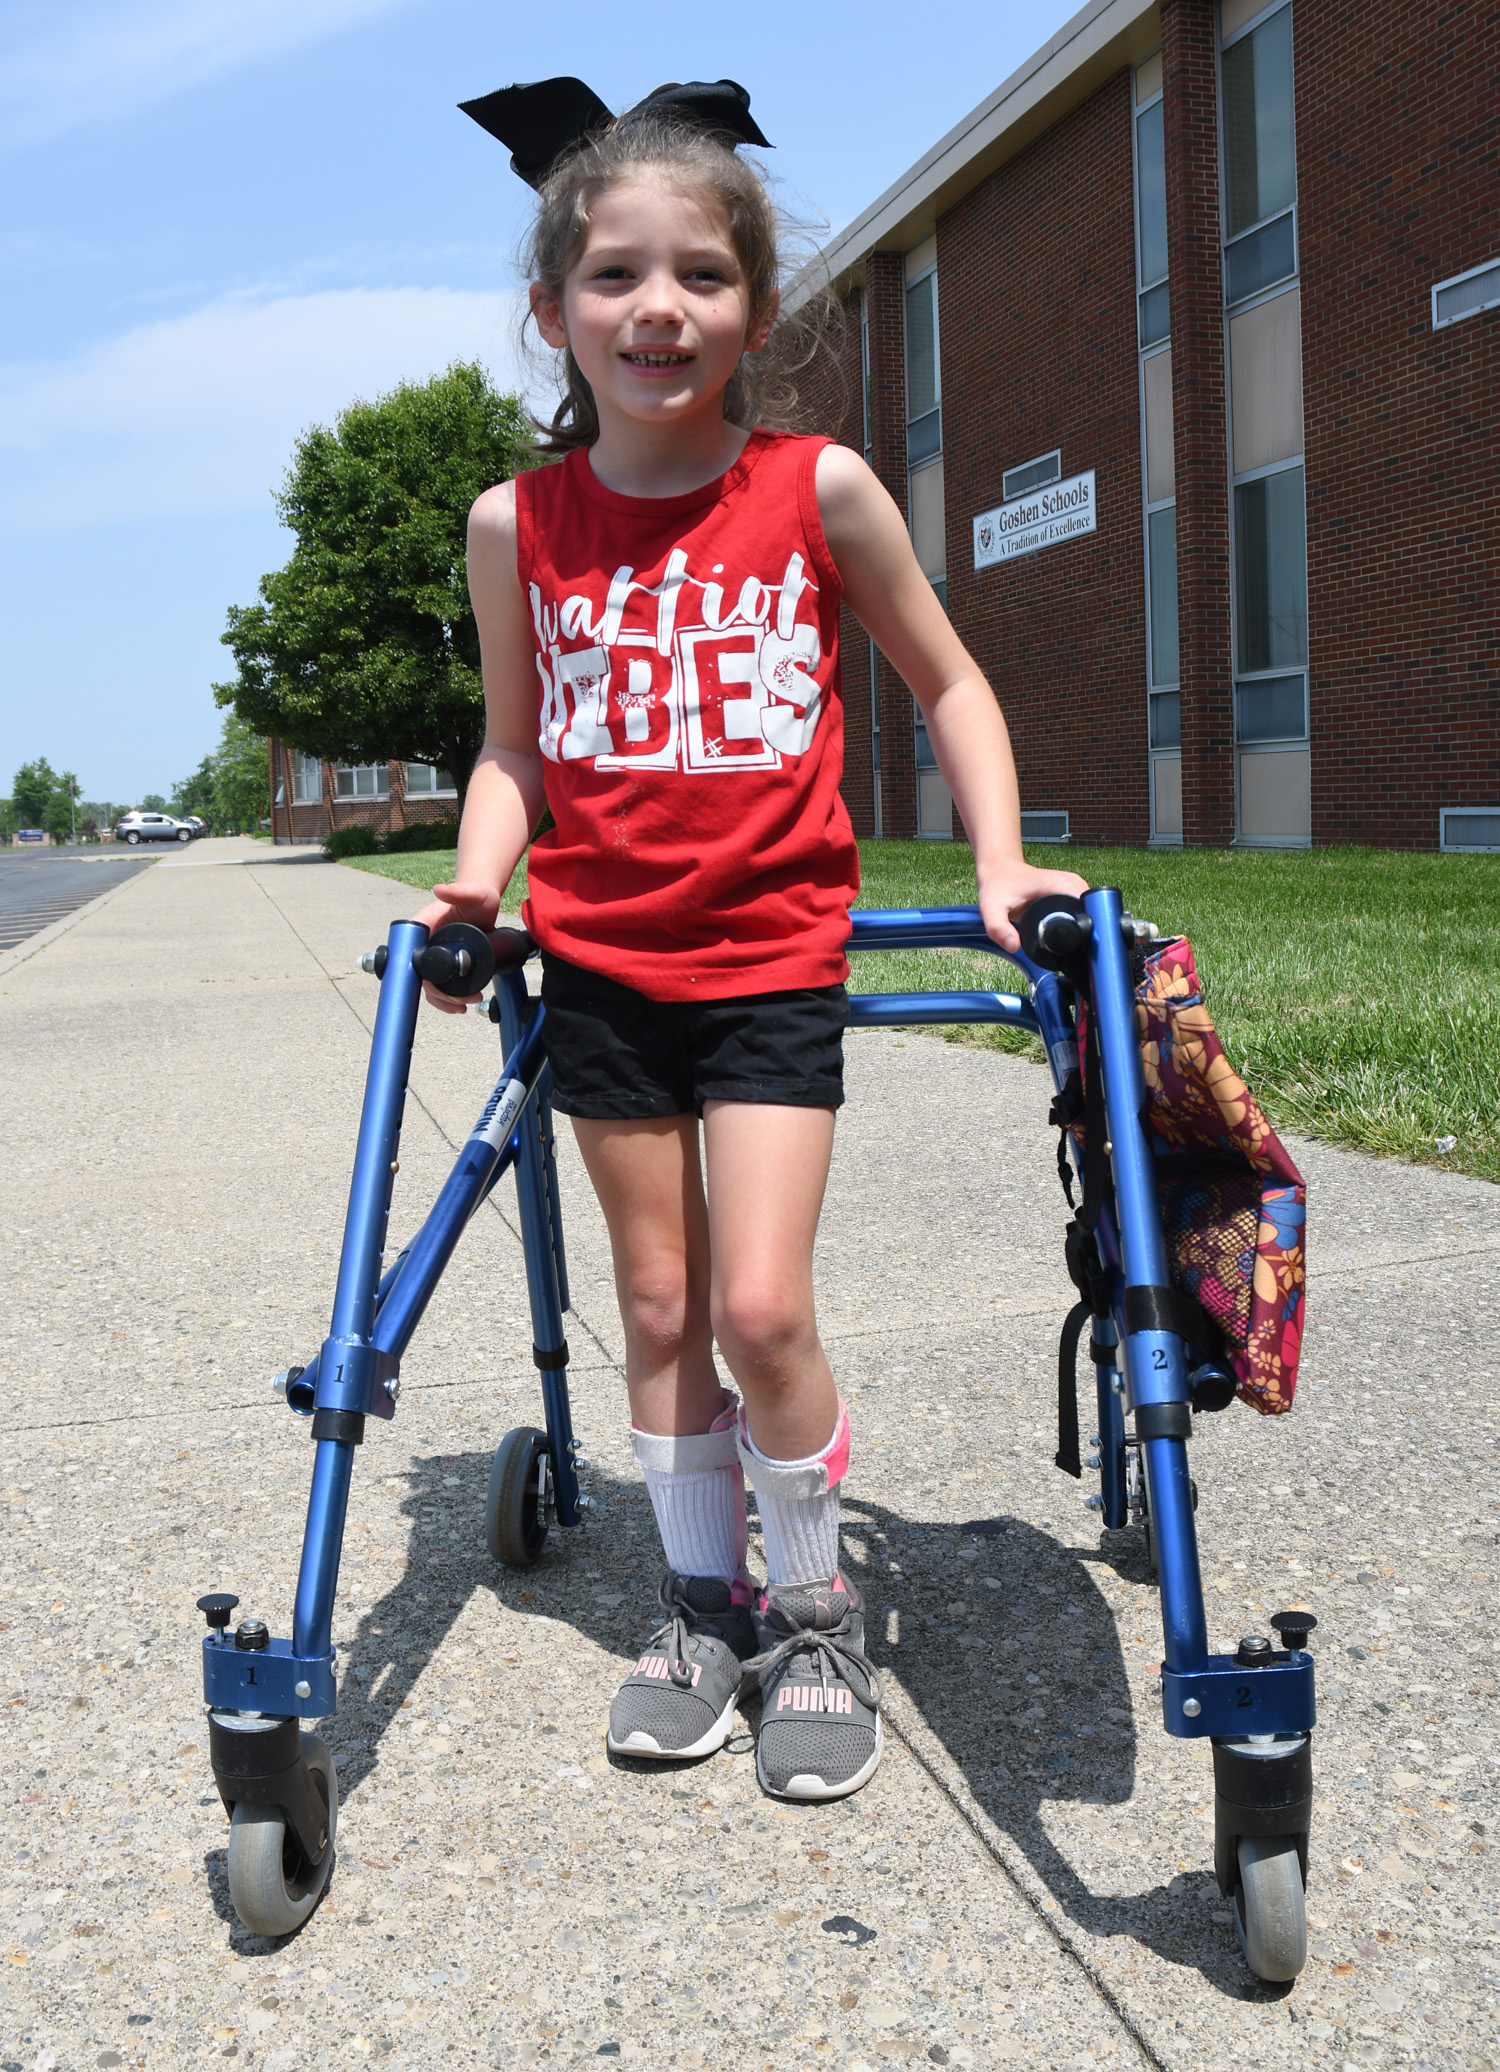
[632,1423,741,1475]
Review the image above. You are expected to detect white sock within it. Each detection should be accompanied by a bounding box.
[738,1403,850,1587]
[633,1390,747,1586]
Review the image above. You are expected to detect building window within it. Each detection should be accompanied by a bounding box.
[404,763,455,796]
[290,752,322,804]
[1134,59,1169,347]
[334,763,390,799]
[905,257,941,465]
[904,237,951,839]
[1136,52,1180,841]
[1221,3,1297,306]
[1432,256,1500,329]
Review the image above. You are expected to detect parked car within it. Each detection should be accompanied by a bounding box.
[179,815,209,836]
[115,811,192,845]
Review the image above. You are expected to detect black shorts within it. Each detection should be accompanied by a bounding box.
[538,953,847,1119]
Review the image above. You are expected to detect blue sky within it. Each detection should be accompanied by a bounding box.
[1,0,1080,804]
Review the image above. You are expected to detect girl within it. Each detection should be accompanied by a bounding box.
[418,79,1086,1801]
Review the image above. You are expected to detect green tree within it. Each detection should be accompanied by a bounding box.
[210,713,270,833]
[42,771,80,844]
[12,758,59,828]
[172,756,218,820]
[140,793,168,812]
[216,362,535,806]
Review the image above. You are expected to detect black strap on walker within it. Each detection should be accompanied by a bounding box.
[1051,1008,1116,1480]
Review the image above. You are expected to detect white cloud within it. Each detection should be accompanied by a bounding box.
[1,0,413,151]
[0,284,540,531]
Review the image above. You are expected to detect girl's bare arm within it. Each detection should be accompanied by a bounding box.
[816,443,1086,950]
[412,480,547,1008]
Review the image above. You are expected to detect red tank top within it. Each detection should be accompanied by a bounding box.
[513,429,859,1001]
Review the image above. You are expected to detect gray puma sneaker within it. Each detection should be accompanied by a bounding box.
[606,1573,757,1761]
[749,1576,884,1801]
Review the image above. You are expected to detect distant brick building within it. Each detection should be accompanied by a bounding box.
[268,745,457,844]
[818,0,1499,850]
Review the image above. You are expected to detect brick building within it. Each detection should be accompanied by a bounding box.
[819,0,1498,850]
[268,745,457,844]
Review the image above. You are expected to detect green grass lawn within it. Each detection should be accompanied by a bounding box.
[346,840,1500,1182]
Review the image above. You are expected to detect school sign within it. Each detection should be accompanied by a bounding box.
[973,471,1097,570]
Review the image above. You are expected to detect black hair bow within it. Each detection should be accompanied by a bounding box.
[458,76,772,189]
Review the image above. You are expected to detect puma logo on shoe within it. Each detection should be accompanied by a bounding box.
[632,1652,702,1686]
[775,1684,854,1714]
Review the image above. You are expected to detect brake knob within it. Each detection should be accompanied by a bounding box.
[196,1592,238,1632]
[1270,1609,1318,1653]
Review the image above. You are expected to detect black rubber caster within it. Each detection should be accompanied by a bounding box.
[486,1426,553,1567]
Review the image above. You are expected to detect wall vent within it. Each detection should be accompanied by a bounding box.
[1003,451,1062,501]
[1439,807,1500,852]
[1021,810,1070,843]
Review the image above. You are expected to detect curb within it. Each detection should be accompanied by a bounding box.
[0,862,156,983]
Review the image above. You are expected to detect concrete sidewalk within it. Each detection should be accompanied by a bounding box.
[1,855,1496,2072]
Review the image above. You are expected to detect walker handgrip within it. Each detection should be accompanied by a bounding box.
[1017,893,1093,971]
[415,922,498,997]
[490,926,537,975]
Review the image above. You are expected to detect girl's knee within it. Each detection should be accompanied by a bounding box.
[621,1260,703,1365]
[711,1279,816,1378]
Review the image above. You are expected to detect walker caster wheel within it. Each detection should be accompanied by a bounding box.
[1233,1833,1307,1982]
[487,1426,553,1568]
[226,1733,337,1938]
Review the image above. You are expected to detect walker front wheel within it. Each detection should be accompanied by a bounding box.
[486,1427,552,1568]
[1234,1833,1307,1982]
[225,1734,337,1938]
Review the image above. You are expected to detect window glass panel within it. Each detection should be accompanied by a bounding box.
[1143,349,1174,502]
[335,768,354,798]
[860,292,873,458]
[1150,690,1182,749]
[1002,452,1061,500]
[905,271,938,420]
[1139,280,1171,348]
[913,705,938,772]
[1433,259,1500,327]
[1136,100,1168,286]
[1235,674,1306,741]
[1152,753,1182,839]
[405,763,434,793]
[1234,465,1307,671]
[909,459,946,579]
[906,408,942,466]
[1148,506,1180,686]
[1225,211,1296,304]
[1223,6,1295,237]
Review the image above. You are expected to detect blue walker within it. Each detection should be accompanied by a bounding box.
[196,888,1316,1979]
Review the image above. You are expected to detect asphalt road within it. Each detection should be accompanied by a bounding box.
[0,846,156,952]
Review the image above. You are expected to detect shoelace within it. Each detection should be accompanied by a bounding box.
[647,1576,723,1691]
[745,1606,883,1716]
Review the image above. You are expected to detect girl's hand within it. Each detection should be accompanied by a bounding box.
[977,860,1090,955]
[412,879,501,1013]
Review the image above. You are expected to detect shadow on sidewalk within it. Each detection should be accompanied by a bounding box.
[283,1453,1256,1996]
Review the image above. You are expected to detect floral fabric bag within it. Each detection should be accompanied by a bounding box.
[1066,938,1306,1415]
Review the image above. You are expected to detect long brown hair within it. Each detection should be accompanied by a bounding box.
[523,111,842,455]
